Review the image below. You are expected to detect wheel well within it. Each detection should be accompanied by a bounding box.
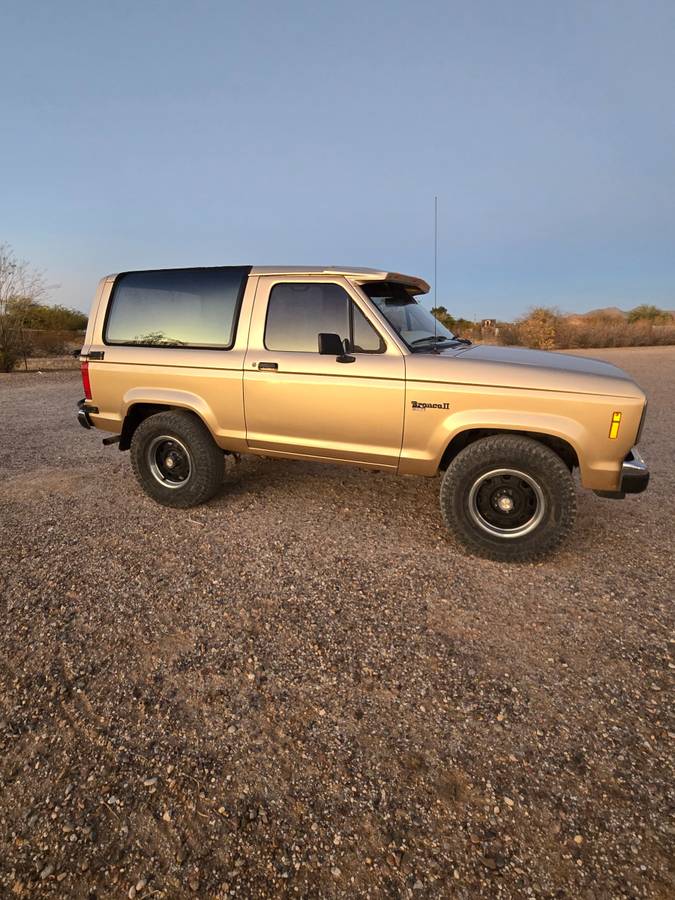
[438,428,579,472]
[119,404,205,451]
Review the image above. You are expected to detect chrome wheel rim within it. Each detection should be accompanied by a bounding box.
[147,435,192,489]
[468,468,545,538]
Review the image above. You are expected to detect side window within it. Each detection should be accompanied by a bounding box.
[264,282,386,354]
[352,304,385,353]
[265,283,350,352]
[105,267,250,348]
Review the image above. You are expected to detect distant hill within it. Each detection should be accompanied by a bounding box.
[582,306,628,318]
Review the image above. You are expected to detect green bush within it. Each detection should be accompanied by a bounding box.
[8,298,87,331]
[626,304,672,325]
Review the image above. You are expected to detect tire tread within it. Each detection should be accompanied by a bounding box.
[130,410,223,508]
[440,434,576,562]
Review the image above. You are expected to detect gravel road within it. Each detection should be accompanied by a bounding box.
[0,347,673,898]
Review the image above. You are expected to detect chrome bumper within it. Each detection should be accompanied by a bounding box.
[620,447,649,494]
[77,398,98,430]
[595,447,650,499]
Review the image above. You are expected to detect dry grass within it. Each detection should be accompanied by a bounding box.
[499,308,675,350]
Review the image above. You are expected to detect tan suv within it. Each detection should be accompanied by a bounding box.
[77,265,649,561]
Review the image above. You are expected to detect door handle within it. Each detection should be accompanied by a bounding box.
[258,362,278,371]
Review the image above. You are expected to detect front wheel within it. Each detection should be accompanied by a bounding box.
[439,435,576,561]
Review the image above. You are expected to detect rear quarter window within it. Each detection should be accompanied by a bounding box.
[104,266,251,348]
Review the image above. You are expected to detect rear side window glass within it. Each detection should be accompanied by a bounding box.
[265,283,350,352]
[105,267,250,348]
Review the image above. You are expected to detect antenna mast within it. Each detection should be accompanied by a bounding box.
[434,195,438,344]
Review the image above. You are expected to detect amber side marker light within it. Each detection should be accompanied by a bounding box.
[609,411,622,439]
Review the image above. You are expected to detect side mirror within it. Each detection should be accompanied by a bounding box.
[318,333,343,355]
[318,333,355,364]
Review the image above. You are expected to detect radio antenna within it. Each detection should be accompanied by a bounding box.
[433,195,438,346]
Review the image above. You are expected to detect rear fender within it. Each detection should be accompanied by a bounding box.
[122,388,219,437]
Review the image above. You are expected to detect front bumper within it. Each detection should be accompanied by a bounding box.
[594,447,649,499]
[620,447,649,494]
[77,398,98,429]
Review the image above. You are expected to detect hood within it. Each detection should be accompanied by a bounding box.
[406,344,644,398]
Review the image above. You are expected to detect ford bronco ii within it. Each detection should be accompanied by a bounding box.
[77,266,649,561]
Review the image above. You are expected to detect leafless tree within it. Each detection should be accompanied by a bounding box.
[0,243,47,371]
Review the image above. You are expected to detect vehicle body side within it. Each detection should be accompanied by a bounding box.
[80,269,646,494]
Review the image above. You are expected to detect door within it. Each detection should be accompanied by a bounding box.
[243,276,406,468]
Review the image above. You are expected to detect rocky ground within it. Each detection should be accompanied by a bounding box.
[0,347,672,899]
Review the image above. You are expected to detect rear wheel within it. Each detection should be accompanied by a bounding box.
[130,410,224,508]
[440,434,576,561]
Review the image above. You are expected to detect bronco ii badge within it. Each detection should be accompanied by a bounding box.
[411,401,450,410]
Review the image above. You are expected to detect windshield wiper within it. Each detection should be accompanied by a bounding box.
[410,335,448,345]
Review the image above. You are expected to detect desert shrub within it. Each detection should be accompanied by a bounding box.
[23,328,83,357]
[555,319,675,349]
[515,307,559,350]
[496,322,520,345]
[627,304,673,325]
[431,306,457,332]
[498,306,675,350]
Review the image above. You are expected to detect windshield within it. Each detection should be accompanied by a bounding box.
[362,282,458,350]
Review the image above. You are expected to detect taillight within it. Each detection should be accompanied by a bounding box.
[80,360,92,400]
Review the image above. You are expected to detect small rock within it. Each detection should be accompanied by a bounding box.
[136,878,147,891]
[504,797,514,807]
[128,887,136,900]
[40,863,54,880]
[574,834,584,845]
[331,867,341,878]
[480,856,497,870]
[162,810,172,822]
[188,877,200,891]
[143,777,158,787]
[414,880,424,890]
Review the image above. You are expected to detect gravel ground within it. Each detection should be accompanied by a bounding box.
[0,347,673,899]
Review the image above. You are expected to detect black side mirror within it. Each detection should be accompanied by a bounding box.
[318,332,343,355]
[318,333,355,363]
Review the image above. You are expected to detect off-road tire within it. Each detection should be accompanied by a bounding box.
[130,410,224,508]
[440,434,576,561]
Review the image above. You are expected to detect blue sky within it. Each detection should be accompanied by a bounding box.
[1,0,674,320]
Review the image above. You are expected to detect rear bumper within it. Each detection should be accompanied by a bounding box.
[594,447,649,499]
[77,398,98,429]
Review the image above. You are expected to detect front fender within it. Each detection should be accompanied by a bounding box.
[400,407,586,475]
[400,378,640,490]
